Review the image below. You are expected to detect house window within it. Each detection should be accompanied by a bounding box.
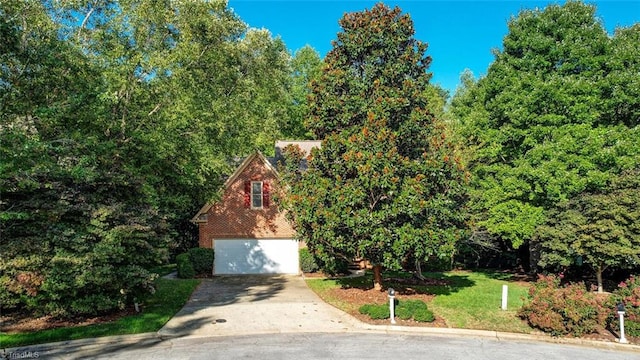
[244,180,270,209]
[251,181,263,209]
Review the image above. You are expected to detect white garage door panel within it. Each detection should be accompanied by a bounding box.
[215,239,299,274]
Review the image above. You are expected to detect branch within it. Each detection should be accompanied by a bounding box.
[79,7,95,30]
[148,103,162,116]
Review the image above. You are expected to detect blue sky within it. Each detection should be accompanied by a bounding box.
[228,0,639,94]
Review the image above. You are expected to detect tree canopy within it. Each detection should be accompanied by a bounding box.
[0,0,300,316]
[284,45,324,139]
[280,3,467,290]
[451,1,640,286]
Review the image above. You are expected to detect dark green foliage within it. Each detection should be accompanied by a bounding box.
[519,275,608,336]
[176,254,196,279]
[285,46,323,139]
[451,2,640,282]
[402,299,428,312]
[0,277,199,348]
[609,275,640,337]
[359,299,434,322]
[299,248,319,273]
[280,3,467,288]
[188,248,214,275]
[317,257,351,276]
[1,1,293,318]
[413,307,436,322]
[625,321,640,338]
[400,299,434,322]
[536,169,640,292]
[359,303,390,320]
[395,305,413,320]
[176,248,212,278]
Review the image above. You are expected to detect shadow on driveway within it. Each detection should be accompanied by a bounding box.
[158,275,358,338]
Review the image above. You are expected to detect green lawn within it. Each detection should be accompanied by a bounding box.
[306,269,533,334]
[0,275,199,349]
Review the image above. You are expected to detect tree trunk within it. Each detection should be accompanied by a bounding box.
[528,240,540,275]
[414,260,426,280]
[596,265,604,293]
[373,265,383,291]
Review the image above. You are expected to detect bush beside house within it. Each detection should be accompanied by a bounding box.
[188,248,215,274]
[300,248,319,273]
[176,254,195,279]
[177,248,214,278]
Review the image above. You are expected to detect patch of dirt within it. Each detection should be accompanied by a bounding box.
[580,326,619,343]
[0,308,137,334]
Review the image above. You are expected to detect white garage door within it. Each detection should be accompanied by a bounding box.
[214,239,299,274]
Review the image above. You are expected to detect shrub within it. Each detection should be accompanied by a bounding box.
[299,248,319,273]
[402,299,428,312]
[188,248,214,275]
[395,305,413,320]
[399,300,434,322]
[176,253,195,279]
[608,275,640,337]
[359,299,435,322]
[359,303,390,319]
[518,274,607,336]
[358,304,374,315]
[413,307,435,322]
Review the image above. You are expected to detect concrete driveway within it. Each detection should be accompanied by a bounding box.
[158,275,362,338]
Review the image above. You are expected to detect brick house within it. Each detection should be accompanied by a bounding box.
[191,141,320,274]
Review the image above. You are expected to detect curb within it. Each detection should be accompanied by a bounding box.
[3,326,639,357]
[354,323,640,353]
[1,333,162,358]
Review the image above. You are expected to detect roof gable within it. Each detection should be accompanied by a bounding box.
[225,151,278,187]
[191,151,277,223]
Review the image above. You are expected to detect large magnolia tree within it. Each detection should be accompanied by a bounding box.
[280,3,467,290]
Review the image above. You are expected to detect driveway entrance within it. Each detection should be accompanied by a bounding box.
[158,275,360,337]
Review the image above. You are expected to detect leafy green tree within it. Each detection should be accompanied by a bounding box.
[284,45,323,139]
[281,3,467,290]
[1,1,165,316]
[1,0,295,316]
[537,166,640,293]
[600,24,640,128]
[451,1,640,280]
[450,70,517,267]
[53,0,293,247]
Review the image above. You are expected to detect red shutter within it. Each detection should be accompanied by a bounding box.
[263,181,270,208]
[244,181,251,208]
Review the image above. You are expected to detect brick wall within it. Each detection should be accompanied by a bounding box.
[198,155,296,248]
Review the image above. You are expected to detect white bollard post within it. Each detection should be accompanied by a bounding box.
[388,288,396,324]
[618,310,628,344]
[501,285,508,310]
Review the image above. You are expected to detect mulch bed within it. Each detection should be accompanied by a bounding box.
[318,274,450,328]
[328,286,448,327]
[0,308,137,334]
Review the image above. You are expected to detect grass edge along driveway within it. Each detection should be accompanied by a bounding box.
[306,270,533,334]
[0,276,200,349]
